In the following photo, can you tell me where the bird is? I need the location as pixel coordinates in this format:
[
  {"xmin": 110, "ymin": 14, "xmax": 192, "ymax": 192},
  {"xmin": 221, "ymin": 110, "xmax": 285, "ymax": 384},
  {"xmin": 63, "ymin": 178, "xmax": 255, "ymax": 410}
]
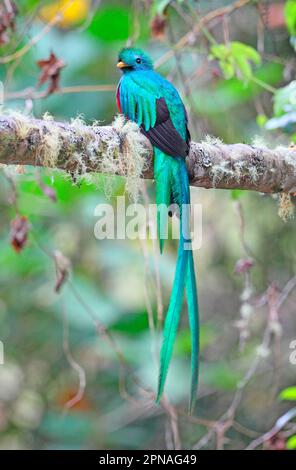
[{"xmin": 116, "ymin": 47, "xmax": 199, "ymax": 412}]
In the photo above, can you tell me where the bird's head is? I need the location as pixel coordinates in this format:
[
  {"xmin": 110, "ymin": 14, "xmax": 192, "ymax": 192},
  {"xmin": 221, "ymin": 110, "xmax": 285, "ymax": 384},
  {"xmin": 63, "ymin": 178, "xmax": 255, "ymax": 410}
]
[{"xmin": 117, "ymin": 48, "xmax": 153, "ymax": 73}]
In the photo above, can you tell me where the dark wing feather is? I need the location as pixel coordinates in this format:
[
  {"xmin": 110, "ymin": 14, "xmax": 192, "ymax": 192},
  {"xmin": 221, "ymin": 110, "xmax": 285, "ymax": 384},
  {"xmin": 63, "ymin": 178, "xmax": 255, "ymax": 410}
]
[
  {"xmin": 184, "ymin": 106, "xmax": 191, "ymax": 147},
  {"xmin": 140, "ymin": 98, "xmax": 190, "ymax": 159},
  {"xmin": 154, "ymin": 97, "xmax": 170, "ymax": 124}
]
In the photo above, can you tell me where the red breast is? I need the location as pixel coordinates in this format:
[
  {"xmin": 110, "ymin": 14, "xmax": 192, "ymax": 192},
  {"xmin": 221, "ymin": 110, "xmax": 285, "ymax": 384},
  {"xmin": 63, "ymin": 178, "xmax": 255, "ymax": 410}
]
[{"xmin": 116, "ymin": 85, "xmax": 122, "ymax": 113}]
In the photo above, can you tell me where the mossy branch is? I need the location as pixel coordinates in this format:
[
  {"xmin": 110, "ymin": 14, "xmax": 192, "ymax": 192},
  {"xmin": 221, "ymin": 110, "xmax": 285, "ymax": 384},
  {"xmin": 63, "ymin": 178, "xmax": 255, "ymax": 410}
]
[{"xmin": 0, "ymin": 113, "xmax": 296, "ymax": 194}]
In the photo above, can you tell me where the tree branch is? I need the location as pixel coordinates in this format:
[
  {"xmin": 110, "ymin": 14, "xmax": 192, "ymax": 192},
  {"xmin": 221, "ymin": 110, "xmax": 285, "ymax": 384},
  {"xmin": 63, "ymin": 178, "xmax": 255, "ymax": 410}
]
[{"xmin": 0, "ymin": 114, "xmax": 296, "ymax": 193}]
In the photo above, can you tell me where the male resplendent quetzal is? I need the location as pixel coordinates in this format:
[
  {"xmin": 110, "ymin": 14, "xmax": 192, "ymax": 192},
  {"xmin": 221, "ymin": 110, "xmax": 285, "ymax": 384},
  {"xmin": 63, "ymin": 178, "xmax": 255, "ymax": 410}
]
[{"xmin": 116, "ymin": 48, "xmax": 199, "ymax": 411}]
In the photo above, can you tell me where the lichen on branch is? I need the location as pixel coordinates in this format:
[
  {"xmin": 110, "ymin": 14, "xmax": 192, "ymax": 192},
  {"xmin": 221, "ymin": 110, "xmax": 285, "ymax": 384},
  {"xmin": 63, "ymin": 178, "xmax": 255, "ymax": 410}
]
[{"xmin": 0, "ymin": 112, "xmax": 296, "ymax": 194}]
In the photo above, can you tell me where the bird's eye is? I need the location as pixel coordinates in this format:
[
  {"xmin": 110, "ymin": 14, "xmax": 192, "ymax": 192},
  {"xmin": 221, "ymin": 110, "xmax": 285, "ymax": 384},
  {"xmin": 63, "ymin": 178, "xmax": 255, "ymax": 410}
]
[{"xmin": 136, "ymin": 58, "xmax": 141, "ymax": 64}]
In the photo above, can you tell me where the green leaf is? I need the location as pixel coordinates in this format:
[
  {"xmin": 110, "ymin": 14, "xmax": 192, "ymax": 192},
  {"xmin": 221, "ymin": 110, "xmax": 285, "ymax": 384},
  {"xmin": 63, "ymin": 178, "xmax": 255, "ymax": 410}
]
[
  {"xmin": 285, "ymin": 0, "xmax": 296, "ymax": 36},
  {"xmin": 287, "ymin": 435, "xmax": 296, "ymax": 450},
  {"xmin": 256, "ymin": 114, "xmax": 268, "ymax": 127},
  {"xmin": 87, "ymin": 6, "xmax": 129, "ymax": 41},
  {"xmin": 231, "ymin": 189, "xmax": 246, "ymax": 200},
  {"xmin": 279, "ymin": 386, "xmax": 296, "ymax": 400},
  {"xmin": 273, "ymin": 81, "xmax": 296, "ymax": 116},
  {"xmin": 210, "ymin": 44, "xmax": 228, "ymax": 61},
  {"xmin": 210, "ymin": 41, "xmax": 261, "ymax": 84},
  {"xmin": 267, "ymin": 80, "xmax": 296, "ymax": 132},
  {"xmin": 235, "ymin": 55, "xmax": 252, "ymax": 82},
  {"xmin": 111, "ymin": 311, "xmax": 149, "ymax": 335},
  {"xmin": 220, "ymin": 61, "xmax": 235, "ymax": 80},
  {"xmin": 231, "ymin": 42, "xmax": 261, "ymax": 65}
]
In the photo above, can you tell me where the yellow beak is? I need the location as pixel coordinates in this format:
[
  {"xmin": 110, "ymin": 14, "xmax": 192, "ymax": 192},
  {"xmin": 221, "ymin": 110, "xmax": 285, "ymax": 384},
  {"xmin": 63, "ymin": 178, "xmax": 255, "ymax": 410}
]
[{"xmin": 117, "ymin": 61, "xmax": 128, "ymax": 69}]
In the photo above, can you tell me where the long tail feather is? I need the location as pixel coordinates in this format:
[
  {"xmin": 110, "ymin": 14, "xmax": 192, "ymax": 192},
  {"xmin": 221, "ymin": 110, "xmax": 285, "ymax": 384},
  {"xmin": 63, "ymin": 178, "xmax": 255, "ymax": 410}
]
[
  {"xmin": 154, "ymin": 149, "xmax": 171, "ymax": 254},
  {"xmin": 156, "ymin": 156, "xmax": 199, "ymax": 411},
  {"xmin": 180, "ymin": 162, "xmax": 199, "ymax": 413},
  {"xmin": 186, "ymin": 252, "xmax": 199, "ymax": 413},
  {"xmin": 156, "ymin": 235, "xmax": 188, "ymax": 402},
  {"xmin": 156, "ymin": 156, "xmax": 188, "ymax": 401}
]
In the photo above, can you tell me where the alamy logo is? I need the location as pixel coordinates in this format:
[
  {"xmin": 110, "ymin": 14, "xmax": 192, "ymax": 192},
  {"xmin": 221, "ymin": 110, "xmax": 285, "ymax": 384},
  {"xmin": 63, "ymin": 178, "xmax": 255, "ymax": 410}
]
[
  {"xmin": 93, "ymin": 196, "xmax": 203, "ymax": 250},
  {"xmin": 0, "ymin": 340, "xmax": 4, "ymax": 365}
]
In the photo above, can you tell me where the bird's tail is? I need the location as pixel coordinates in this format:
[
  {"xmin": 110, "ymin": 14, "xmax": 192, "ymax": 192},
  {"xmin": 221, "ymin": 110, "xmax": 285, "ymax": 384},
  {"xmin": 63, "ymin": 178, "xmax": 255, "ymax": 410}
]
[{"xmin": 154, "ymin": 149, "xmax": 199, "ymax": 411}]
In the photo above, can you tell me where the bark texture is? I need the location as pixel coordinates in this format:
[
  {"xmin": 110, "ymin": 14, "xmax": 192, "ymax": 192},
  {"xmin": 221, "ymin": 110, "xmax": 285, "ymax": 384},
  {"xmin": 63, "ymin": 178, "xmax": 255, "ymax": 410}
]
[{"xmin": 1, "ymin": 114, "xmax": 296, "ymax": 193}]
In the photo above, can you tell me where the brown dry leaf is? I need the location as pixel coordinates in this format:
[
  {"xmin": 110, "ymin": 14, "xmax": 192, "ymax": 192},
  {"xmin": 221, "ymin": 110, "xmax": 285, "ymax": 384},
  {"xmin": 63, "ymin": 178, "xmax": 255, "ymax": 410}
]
[
  {"xmin": 0, "ymin": 1, "xmax": 18, "ymax": 45},
  {"xmin": 264, "ymin": 432, "xmax": 286, "ymax": 450},
  {"xmin": 258, "ymin": 3, "xmax": 285, "ymax": 30},
  {"xmin": 55, "ymin": 387, "xmax": 92, "ymax": 411},
  {"xmin": 37, "ymin": 52, "xmax": 65, "ymax": 95},
  {"xmin": 10, "ymin": 215, "xmax": 29, "ymax": 253},
  {"xmin": 53, "ymin": 250, "xmax": 71, "ymax": 293},
  {"xmin": 234, "ymin": 258, "xmax": 254, "ymax": 274},
  {"xmin": 150, "ymin": 14, "xmax": 167, "ymax": 40}
]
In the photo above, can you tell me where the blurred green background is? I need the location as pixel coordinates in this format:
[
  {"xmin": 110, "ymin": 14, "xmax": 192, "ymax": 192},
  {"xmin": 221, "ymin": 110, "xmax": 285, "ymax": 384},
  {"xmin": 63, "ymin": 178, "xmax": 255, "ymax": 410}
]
[{"xmin": 0, "ymin": 0, "xmax": 296, "ymax": 450}]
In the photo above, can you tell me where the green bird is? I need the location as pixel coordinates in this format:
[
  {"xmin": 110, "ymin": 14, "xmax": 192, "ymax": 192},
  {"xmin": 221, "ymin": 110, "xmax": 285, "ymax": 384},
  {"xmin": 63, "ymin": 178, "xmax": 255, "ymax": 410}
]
[{"xmin": 116, "ymin": 47, "xmax": 199, "ymax": 411}]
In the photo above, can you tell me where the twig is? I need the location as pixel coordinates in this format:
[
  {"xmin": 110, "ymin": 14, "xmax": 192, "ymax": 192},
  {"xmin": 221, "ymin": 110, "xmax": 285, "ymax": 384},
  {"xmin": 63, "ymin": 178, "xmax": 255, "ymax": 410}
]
[
  {"xmin": 162, "ymin": 397, "xmax": 182, "ymax": 450},
  {"xmin": 5, "ymin": 84, "xmax": 116, "ymax": 101},
  {"xmin": 60, "ymin": 299, "xmax": 87, "ymax": 412},
  {"xmin": 246, "ymin": 407, "xmax": 296, "ymax": 450},
  {"xmin": 276, "ymin": 275, "xmax": 296, "ymax": 309},
  {"xmin": 0, "ymin": 0, "xmax": 75, "ymax": 65},
  {"xmin": 154, "ymin": 0, "xmax": 252, "ymax": 69}
]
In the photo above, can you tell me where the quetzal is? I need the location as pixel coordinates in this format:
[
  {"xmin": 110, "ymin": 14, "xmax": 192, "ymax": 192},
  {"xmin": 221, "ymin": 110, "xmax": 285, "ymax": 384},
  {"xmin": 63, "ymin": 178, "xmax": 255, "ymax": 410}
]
[{"xmin": 116, "ymin": 48, "xmax": 199, "ymax": 411}]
